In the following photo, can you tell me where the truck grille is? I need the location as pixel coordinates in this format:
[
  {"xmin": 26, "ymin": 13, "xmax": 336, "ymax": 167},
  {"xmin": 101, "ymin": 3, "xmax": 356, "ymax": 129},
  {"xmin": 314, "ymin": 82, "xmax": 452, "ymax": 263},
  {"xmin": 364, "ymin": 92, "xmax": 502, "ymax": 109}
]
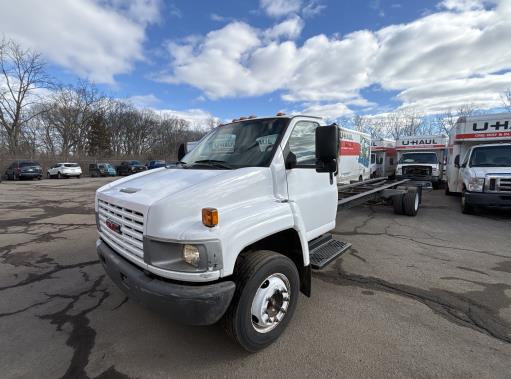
[
  {"xmin": 403, "ymin": 166, "xmax": 432, "ymax": 178},
  {"xmin": 497, "ymin": 178, "xmax": 511, "ymax": 193},
  {"xmin": 97, "ymin": 199, "xmax": 144, "ymax": 262}
]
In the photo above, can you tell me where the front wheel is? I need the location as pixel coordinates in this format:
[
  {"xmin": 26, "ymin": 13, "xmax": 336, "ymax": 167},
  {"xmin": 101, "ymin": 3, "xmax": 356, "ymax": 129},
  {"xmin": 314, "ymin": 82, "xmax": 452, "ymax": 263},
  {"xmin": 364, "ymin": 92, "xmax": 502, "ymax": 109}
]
[
  {"xmin": 461, "ymin": 189, "xmax": 474, "ymax": 214},
  {"xmin": 222, "ymin": 250, "xmax": 299, "ymax": 352},
  {"xmin": 57, "ymin": 172, "xmax": 62, "ymax": 179}
]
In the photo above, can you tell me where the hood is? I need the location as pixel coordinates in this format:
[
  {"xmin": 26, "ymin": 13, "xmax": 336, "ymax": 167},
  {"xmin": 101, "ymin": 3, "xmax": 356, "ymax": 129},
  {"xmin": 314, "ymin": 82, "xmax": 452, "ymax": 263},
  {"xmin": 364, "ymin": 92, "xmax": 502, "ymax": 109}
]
[
  {"xmin": 398, "ymin": 163, "xmax": 438, "ymax": 167},
  {"xmin": 97, "ymin": 167, "xmax": 230, "ymax": 208},
  {"xmin": 471, "ymin": 167, "xmax": 511, "ymax": 177}
]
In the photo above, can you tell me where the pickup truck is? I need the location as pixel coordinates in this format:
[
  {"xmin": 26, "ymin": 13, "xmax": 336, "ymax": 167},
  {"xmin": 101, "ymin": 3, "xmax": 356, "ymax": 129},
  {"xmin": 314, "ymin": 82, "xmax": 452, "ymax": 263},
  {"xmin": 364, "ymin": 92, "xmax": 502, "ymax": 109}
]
[{"xmin": 95, "ymin": 115, "xmax": 420, "ymax": 351}]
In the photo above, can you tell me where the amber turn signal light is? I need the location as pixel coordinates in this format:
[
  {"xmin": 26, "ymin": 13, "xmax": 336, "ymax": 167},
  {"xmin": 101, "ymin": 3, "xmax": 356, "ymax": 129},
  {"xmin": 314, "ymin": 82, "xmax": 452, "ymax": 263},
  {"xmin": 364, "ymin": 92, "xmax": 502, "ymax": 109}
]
[{"xmin": 202, "ymin": 208, "xmax": 218, "ymax": 227}]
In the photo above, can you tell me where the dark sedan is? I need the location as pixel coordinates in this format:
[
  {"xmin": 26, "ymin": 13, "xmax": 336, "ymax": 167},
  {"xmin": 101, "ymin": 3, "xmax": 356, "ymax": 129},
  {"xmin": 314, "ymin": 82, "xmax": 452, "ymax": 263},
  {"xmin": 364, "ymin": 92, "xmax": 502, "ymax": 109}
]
[
  {"xmin": 5, "ymin": 161, "xmax": 43, "ymax": 180},
  {"xmin": 117, "ymin": 160, "xmax": 147, "ymax": 176}
]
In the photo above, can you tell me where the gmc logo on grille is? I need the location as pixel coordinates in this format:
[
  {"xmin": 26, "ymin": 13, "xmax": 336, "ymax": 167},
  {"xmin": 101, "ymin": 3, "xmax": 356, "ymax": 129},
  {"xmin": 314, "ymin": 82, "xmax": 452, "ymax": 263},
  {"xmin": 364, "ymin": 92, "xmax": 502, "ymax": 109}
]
[{"xmin": 106, "ymin": 219, "xmax": 121, "ymax": 234}]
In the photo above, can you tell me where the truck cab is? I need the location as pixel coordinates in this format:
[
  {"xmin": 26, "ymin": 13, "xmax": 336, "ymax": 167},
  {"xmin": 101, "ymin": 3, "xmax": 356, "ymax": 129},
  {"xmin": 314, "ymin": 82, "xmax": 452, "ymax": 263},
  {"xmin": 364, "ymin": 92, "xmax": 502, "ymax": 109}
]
[
  {"xmin": 95, "ymin": 115, "xmax": 341, "ymax": 351},
  {"xmin": 446, "ymin": 113, "xmax": 511, "ymax": 213},
  {"xmin": 395, "ymin": 135, "xmax": 448, "ymax": 189}
]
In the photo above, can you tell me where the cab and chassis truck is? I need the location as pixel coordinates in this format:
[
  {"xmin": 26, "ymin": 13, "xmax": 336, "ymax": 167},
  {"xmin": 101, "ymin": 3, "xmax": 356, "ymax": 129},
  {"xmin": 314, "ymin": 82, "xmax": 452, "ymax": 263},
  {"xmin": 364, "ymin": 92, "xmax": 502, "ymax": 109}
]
[{"xmin": 95, "ymin": 115, "xmax": 421, "ymax": 351}]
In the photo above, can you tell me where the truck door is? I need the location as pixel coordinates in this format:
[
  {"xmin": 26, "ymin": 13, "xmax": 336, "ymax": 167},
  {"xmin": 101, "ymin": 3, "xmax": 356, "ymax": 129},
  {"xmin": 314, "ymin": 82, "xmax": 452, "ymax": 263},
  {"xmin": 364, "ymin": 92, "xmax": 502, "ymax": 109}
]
[{"xmin": 284, "ymin": 120, "xmax": 338, "ymax": 240}]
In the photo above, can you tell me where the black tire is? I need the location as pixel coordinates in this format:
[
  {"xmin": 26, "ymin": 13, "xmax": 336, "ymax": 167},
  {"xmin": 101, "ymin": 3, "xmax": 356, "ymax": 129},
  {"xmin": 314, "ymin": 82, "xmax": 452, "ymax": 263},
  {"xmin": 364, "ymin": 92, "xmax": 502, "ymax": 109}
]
[
  {"xmin": 403, "ymin": 188, "xmax": 419, "ymax": 216},
  {"xmin": 13, "ymin": 173, "xmax": 19, "ymax": 181},
  {"xmin": 47, "ymin": 172, "xmax": 51, "ymax": 179},
  {"xmin": 392, "ymin": 194, "xmax": 404, "ymax": 215},
  {"xmin": 358, "ymin": 175, "xmax": 363, "ymax": 182},
  {"xmin": 57, "ymin": 172, "xmax": 62, "ymax": 179},
  {"xmin": 461, "ymin": 189, "xmax": 474, "ymax": 214},
  {"xmin": 222, "ymin": 250, "xmax": 299, "ymax": 352},
  {"xmin": 432, "ymin": 182, "xmax": 439, "ymax": 190},
  {"xmin": 77, "ymin": 175, "xmax": 81, "ymax": 179}
]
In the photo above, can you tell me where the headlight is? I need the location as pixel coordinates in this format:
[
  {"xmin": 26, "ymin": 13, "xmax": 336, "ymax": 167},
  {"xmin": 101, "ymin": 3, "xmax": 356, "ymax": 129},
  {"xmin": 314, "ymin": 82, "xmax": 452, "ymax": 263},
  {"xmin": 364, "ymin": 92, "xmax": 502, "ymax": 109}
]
[
  {"xmin": 144, "ymin": 239, "xmax": 223, "ymax": 273},
  {"xmin": 183, "ymin": 244, "xmax": 200, "ymax": 267},
  {"xmin": 396, "ymin": 167, "xmax": 402, "ymax": 175},
  {"xmin": 467, "ymin": 177, "xmax": 484, "ymax": 192}
]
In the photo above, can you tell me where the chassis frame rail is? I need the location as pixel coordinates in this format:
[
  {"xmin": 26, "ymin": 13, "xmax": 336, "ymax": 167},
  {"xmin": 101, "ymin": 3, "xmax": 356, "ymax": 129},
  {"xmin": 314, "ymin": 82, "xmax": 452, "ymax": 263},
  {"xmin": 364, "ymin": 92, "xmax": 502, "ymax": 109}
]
[{"xmin": 337, "ymin": 177, "xmax": 411, "ymax": 210}]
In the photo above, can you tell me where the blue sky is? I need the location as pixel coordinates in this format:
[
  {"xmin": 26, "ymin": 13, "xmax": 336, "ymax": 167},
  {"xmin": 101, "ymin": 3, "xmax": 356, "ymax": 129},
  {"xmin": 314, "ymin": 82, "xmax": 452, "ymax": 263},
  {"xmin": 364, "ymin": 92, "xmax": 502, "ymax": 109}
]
[{"xmin": 2, "ymin": 0, "xmax": 510, "ymax": 124}]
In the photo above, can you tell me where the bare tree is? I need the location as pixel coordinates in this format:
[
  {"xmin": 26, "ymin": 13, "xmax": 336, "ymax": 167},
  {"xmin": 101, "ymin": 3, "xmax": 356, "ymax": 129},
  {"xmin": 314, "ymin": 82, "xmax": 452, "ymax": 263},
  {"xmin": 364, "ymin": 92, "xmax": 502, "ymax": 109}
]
[
  {"xmin": 0, "ymin": 38, "xmax": 51, "ymax": 155},
  {"xmin": 502, "ymin": 89, "xmax": 511, "ymax": 112},
  {"xmin": 43, "ymin": 81, "xmax": 103, "ymax": 157},
  {"xmin": 434, "ymin": 104, "xmax": 477, "ymax": 135}
]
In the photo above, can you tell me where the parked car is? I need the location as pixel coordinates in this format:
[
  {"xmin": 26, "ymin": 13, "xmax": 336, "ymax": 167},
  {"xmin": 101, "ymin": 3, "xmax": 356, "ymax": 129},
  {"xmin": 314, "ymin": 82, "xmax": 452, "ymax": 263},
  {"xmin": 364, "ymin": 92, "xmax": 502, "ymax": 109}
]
[
  {"xmin": 89, "ymin": 163, "xmax": 116, "ymax": 177},
  {"xmin": 146, "ymin": 160, "xmax": 167, "ymax": 170},
  {"xmin": 117, "ymin": 160, "xmax": 147, "ymax": 176},
  {"xmin": 47, "ymin": 163, "xmax": 82, "ymax": 179},
  {"xmin": 5, "ymin": 161, "xmax": 43, "ymax": 180}
]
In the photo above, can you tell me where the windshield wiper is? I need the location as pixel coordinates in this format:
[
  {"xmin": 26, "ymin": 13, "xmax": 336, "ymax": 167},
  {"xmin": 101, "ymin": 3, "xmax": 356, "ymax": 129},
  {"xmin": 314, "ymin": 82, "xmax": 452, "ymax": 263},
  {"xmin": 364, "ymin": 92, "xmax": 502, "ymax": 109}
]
[{"xmin": 190, "ymin": 160, "xmax": 234, "ymax": 169}]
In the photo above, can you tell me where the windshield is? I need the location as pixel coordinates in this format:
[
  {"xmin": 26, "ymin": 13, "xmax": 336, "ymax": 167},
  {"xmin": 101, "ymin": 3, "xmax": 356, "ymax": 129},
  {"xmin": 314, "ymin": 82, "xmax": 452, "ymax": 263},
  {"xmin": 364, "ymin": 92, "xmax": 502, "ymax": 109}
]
[
  {"xmin": 182, "ymin": 118, "xmax": 289, "ymax": 168},
  {"xmin": 129, "ymin": 160, "xmax": 141, "ymax": 165},
  {"xmin": 470, "ymin": 145, "xmax": 511, "ymax": 167},
  {"xmin": 20, "ymin": 161, "xmax": 38, "ymax": 167},
  {"xmin": 399, "ymin": 153, "xmax": 438, "ymax": 164}
]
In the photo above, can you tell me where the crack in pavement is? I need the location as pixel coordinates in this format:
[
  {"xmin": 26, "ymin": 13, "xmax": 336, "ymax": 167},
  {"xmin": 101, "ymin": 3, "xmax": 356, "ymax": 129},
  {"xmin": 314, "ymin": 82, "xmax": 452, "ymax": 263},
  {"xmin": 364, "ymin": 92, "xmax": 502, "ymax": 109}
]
[{"xmin": 315, "ymin": 258, "xmax": 511, "ymax": 345}]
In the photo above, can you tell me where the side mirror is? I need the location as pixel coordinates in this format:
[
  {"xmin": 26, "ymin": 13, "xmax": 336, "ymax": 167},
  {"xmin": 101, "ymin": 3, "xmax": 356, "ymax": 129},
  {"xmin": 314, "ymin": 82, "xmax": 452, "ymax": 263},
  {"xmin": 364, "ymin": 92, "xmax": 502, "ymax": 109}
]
[
  {"xmin": 177, "ymin": 143, "xmax": 186, "ymax": 161},
  {"xmin": 454, "ymin": 155, "xmax": 460, "ymax": 168},
  {"xmin": 285, "ymin": 152, "xmax": 297, "ymax": 169},
  {"xmin": 315, "ymin": 124, "xmax": 338, "ymax": 174}
]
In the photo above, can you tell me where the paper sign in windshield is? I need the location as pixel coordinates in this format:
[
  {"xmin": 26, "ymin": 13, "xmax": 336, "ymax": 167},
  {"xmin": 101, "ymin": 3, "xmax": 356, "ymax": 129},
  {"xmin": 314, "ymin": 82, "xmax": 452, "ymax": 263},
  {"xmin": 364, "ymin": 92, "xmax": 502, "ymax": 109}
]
[
  {"xmin": 210, "ymin": 134, "xmax": 236, "ymax": 153},
  {"xmin": 256, "ymin": 134, "xmax": 278, "ymax": 152}
]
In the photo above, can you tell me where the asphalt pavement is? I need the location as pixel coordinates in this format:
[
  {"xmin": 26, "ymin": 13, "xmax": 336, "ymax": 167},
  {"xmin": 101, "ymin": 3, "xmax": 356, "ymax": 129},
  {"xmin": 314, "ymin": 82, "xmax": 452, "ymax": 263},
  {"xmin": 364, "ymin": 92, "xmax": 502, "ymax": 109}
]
[{"xmin": 0, "ymin": 177, "xmax": 510, "ymax": 378}]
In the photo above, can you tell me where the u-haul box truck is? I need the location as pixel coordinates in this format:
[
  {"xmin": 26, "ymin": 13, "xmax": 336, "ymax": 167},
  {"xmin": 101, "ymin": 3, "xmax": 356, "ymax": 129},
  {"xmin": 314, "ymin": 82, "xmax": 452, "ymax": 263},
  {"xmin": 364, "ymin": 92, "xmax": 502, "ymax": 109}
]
[
  {"xmin": 395, "ymin": 135, "xmax": 448, "ymax": 188},
  {"xmin": 446, "ymin": 112, "xmax": 511, "ymax": 213},
  {"xmin": 338, "ymin": 127, "xmax": 371, "ymax": 184},
  {"xmin": 371, "ymin": 138, "xmax": 397, "ymax": 178}
]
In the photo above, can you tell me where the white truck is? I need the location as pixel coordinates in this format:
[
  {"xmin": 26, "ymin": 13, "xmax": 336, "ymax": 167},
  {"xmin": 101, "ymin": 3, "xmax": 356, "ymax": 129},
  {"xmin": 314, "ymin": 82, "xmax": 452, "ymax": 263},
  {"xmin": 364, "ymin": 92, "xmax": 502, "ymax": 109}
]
[
  {"xmin": 395, "ymin": 135, "xmax": 448, "ymax": 189},
  {"xmin": 445, "ymin": 112, "xmax": 511, "ymax": 213},
  {"xmin": 338, "ymin": 127, "xmax": 371, "ymax": 184},
  {"xmin": 95, "ymin": 115, "xmax": 421, "ymax": 352},
  {"xmin": 370, "ymin": 138, "xmax": 397, "ymax": 179}
]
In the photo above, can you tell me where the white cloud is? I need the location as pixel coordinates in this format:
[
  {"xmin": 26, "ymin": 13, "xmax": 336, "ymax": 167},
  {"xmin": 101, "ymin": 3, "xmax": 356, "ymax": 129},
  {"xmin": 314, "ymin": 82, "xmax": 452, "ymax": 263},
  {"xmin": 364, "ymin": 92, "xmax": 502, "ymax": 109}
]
[
  {"xmin": 301, "ymin": 102, "xmax": 353, "ymax": 120},
  {"xmin": 263, "ymin": 15, "xmax": 304, "ymax": 40},
  {"xmin": 160, "ymin": 0, "xmax": 511, "ymax": 116},
  {"xmin": 126, "ymin": 94, "xmax": 161, "ymax": 108},
  {"xmin": 438, "ymin": 0, "xmax": 488, "ymax": 11},
  {"xmin": 157, "ymin": 108, "xmax": 218, "ymax": 126},
  {"xmin": 0, "ymin": 0, "xmax": 161, "ymax": 83},
  {"xmin": 302, "ymin": 1, "xmax": 326, "ymax": 17},
  {"xmin": 260, "ymin": 0, "xmax": 302, "ymax": 17}
]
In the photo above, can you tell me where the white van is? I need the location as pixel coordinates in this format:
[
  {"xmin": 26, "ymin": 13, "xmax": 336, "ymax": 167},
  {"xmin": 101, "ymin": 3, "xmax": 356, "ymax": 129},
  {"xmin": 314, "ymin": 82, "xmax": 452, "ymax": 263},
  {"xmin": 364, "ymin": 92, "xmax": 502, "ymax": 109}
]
[
  {"xmin": 371, "ymin": 138, "xmax": 397, "ymax": 178},
  {"xmin": 446, "ymin": 113, "xmax": 511, "ymax": 213},
  {"xmin": 338, "ymin": 127, "xmax": 371, "ymax": 184},
  {"xmin": 395, "ymin": 135, "xmax": 448, "ymax": 189}
]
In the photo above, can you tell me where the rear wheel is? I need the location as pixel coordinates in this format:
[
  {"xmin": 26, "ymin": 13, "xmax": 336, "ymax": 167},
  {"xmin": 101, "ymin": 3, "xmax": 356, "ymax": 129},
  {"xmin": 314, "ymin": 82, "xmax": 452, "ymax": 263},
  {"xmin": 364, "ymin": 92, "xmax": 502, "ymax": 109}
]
[
  {"xmin": 222, "ymin": 250, "xmax": 299, "ymax": 352},
  {"xmin": 403, "ymin": 189, "xmax": 419, "ymax": 216},
  {"xmin": 461, "ymin": 189, "xmax": 474, "ymax": 214}
]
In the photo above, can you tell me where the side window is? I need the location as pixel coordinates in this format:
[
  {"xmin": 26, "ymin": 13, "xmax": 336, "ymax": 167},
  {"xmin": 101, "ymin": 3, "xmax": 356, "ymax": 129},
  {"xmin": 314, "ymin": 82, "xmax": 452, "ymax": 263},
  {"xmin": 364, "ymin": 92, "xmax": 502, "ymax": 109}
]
[{"xmin": 288, "ymin": 121, "xmax": 318, "ymax": 167}]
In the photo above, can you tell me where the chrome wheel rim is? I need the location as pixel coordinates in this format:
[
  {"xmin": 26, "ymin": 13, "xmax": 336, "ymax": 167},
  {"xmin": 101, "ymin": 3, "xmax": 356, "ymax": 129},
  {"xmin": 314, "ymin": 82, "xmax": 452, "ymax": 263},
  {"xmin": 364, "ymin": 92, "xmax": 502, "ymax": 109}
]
[{"xmin": 251, "ymin": 273, "xmax": 290, "ymax": 333}]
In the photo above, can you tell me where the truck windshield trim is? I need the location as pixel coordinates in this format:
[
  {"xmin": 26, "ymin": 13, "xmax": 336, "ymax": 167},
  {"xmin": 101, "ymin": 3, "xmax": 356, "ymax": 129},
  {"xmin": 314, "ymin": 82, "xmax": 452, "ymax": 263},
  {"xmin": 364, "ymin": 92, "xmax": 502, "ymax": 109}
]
[
  {"xmin": 181, "ymin": 118, "xmax": 290, "ymax": 169},
  {"xmin": 469, "ymin": 145, "xmax": 511, "ymax": 167},
  {"xmin": 399, "ymin": 153, "xmax": 438, "ymax": 164}
]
